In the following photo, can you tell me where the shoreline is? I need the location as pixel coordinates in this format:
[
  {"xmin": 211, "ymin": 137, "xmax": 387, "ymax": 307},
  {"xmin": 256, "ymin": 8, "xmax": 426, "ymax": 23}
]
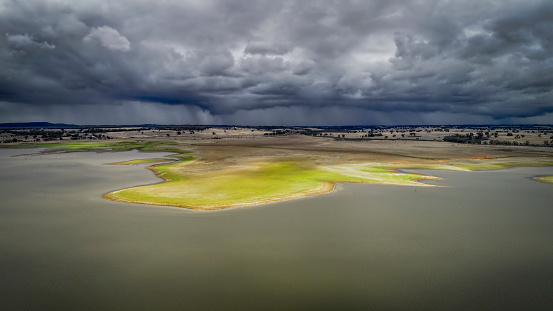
[
  {"xmin": 103, "ymin": 162, "xmax": 553, "ymax": 210},
  {"xmin": 3, "ymin": 138, "xmax": 553, "ymax": 210},
  {"xmin": 102, "ymin": 160, "xmax": 439, "ymax": 210},
  {"xmin": 104, "ymin": 181, "xmax": 337, "ymax": 210},
  {"xmin": 532, "ymin": 175, "xmax": 553, "ymax": 184}
]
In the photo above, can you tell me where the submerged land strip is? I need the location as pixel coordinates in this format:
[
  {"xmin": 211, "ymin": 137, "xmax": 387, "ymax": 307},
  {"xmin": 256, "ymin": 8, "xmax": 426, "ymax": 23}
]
[
  {"xmin": 2, "ymin": 125, "xmax": 553, "ymax": 210},
  {"xmin": 534, "ymin": 176, "xmax": 553, "ymax": 184}
]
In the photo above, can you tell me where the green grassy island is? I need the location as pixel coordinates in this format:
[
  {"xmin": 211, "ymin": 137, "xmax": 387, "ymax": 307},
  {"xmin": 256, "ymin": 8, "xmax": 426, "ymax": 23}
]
[{"xmin": 105, "ymin": 160, "xmax": 436, "ymax": 209}]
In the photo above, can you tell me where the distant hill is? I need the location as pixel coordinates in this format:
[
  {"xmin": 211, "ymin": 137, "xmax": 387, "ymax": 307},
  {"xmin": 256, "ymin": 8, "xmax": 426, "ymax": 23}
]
[{"xmin": 0, "ymin": 122, "xmax": 76, "ymax": 128}]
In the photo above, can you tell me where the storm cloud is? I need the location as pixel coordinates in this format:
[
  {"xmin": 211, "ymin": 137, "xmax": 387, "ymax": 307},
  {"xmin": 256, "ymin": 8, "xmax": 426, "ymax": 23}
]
[{"xmin": 1, "ymin": 0, "xmax": 552, "ymax": 125}]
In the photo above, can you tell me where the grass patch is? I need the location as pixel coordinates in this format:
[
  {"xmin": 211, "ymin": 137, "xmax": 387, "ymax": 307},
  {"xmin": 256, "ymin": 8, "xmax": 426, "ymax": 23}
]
[
  {"xmin": 395, "ymin": 160, "xmax": 553, "ymax": 172},
  {"xmin": 9, "ymin": 141, "xmax": 185, "ymax": 153},
  {"xmin": 105, "ymin": 159, "xmax": 434, "ymax": 209},
  {"xmin": 2, "ymin": 142, "xmax": 108, "ymax": 150},
  {"xmin": 451, "ymin": 161, "xmax": 553, "ymax": 171},
  {"xmin": 109, "ymin": 158, "xmax": 173, "ymax": 165},
  {"xmin": 534, "ymin": 176, "xmax": 553, "ymax": 184}
]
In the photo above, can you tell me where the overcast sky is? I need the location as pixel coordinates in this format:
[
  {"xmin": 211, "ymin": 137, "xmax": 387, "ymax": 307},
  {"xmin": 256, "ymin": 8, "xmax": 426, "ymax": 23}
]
[{"xmin": 1, "ymin": 0, "xmax": 552, "ymax": 125}]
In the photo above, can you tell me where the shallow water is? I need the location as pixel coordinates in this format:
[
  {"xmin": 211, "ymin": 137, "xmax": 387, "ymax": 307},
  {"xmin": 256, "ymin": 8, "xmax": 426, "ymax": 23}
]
[{"xmin": 0, "ymin": 149, "xmax": 552, "ymax": 310}]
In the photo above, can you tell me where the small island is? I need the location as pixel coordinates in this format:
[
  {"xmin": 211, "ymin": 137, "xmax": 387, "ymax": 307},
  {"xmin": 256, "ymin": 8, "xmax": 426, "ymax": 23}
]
[{"xmin": 534, "ymin": 176, "xmax": 553, "ymax": 183}]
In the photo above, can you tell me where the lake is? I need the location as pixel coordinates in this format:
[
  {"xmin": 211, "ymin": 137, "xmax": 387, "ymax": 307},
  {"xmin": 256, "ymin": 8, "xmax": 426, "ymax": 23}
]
[{"xmin": 1, "ymin": 148, "xmax": 552, "ymax": 310}]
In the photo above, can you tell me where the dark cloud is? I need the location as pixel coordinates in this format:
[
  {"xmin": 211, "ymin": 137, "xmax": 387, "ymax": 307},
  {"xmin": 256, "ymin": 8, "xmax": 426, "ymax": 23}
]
[{"xmin": 1, "ymin": 0, "xmax": 552, "ymax": 125}]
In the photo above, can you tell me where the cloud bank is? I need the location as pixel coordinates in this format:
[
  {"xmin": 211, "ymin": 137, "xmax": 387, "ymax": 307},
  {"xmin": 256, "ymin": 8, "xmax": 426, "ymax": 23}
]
[{"xmin": 1, "ymin": 0, "xmax": 552, "ymax": 125}]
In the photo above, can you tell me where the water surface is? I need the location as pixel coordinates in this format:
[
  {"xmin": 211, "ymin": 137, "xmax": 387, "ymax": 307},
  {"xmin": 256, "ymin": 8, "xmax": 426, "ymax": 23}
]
[{"xmin": 1, "ymin": 149, "xmax": 552, "ymax": 310}]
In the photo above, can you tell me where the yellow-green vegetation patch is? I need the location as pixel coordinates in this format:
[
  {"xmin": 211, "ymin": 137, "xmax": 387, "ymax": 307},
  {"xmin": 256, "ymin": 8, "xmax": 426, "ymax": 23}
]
[
  {"xmin": 321, "ymin": 164, "xmax": 440, "ymax": 185},
  {"xmin": 15, "ymin": 140, "xmax": 187, "ymax": 153},
  {"xmin": 3, "ymin": 142, "xmax": 108, "ymax": 150},
  {"xmin": 16, "ymin": 141, "xmax": 195, "ymax": 161},
  {"xmin": 440, "ymin": 158, "xmax": 553, "ymax": 171},
  {"xmin": 534, "ymin": 176, "xmax": 553, "ymax": 184},
  {"xmin": 105, "ymin": 159, "xmax": 436, "ymax": 210},
  {"xmin": 108, "ymin": 158, "xmax": 173, "ymax": 165}
]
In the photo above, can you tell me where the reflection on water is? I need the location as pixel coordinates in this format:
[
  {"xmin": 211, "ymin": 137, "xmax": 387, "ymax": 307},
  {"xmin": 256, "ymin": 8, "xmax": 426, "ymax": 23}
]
[{"xmin": 1, "ymin": 149, "xmax": 552, "ymax": 310}]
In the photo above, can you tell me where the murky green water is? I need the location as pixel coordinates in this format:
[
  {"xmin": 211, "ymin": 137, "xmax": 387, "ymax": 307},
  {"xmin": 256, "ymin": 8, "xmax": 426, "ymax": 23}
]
[{"xmin": 1, "ymin": 149, "xmax": 552, "ymax": 310}]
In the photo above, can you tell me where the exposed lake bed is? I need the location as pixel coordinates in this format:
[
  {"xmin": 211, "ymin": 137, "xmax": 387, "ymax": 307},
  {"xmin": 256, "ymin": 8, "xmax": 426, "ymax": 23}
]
[{"xmin": 1, "ymin": 147, "xmax": 553, "ymax": 310}]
